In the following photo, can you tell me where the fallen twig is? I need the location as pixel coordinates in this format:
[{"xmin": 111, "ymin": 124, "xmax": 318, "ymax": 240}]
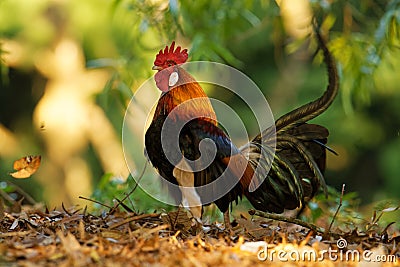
[
  {"xmin": 248, "ymin": 209, "xmax": 325, "ymax": 235},
  {"xmin": 108, "ymin": 212, "xmax": 160, "ymax": 230},
  {"xmin": 78, "ymin": 196, "xmax": 113, "ymax": 209}
]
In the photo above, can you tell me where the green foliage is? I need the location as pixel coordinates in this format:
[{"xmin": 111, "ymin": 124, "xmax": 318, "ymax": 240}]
[
  {"xmin": 0, "ymin": 43, "xmax": 5, "ymax": 87},
  {"xmin": 305, "ymin": 186, "xmax": 399, "ymax": 231},
  {"xmin": 375, "ymin": 0, "xmax": 400, "ymax": 48},
  {"xmin": 309, "ymin": 1, "xmax": 400, "ymax": 114},
  {"xmin": 101, "ymin": 0, "xmax": 400, "ymax": 116},
  {"xmin": 379, "ymin": 139, "xmax": 400, "ymax": 197},
  {"xmin": 306, "ymin": 187, "xmax": 362, "ymax": 225}
]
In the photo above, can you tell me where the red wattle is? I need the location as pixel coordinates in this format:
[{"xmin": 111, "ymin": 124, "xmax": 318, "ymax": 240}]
[{"xmin": 154, "ymin": 71, "xmax": 170, "ymax": 92}]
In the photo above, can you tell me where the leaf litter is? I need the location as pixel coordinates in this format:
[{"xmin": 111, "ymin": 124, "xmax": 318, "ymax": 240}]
[
  {"xmin": 1, "ymin": 170, "xmax": 399, "ymax": 266},
  {"xmin": 0, "ymin": 202, "xmax": 399, "ymax": 267}
]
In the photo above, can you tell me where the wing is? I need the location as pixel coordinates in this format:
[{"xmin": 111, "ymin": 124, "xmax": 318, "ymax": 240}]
[
  {"xmin": 145, "ymin": 114, "xmax": 183, "ymax": 205},
  {"xmin": 145, "ymin": 115, "xmax": 254, "ymax": 213},
  {"xmin": 180, "ymin": 118, "xmax": 254, "ymax": 212}
]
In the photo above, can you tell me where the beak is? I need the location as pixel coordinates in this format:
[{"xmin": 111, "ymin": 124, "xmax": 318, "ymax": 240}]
[{"xmin": 152, "ymin": 65, "xmax": 162, "ymax": 71}]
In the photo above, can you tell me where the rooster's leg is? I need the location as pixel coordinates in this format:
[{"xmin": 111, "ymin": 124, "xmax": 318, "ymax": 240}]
[
  {"xmin": 173, "ymin": 158, "xmax": 203, "ymax": 222},
  {"xmin": 223, "ymin": 210, "xmax": 231, "ymax": 230}
]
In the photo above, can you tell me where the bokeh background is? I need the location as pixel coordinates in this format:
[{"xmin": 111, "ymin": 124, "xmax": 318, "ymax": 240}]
[{"xmin": 1, "ymin": 0, "xmax": 399, "ymax": 220}]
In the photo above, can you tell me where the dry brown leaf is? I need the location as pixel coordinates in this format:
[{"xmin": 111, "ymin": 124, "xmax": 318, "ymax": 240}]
[{"xmin": 10, "ymin": 155, "xmax": 41, "ymax": 179}]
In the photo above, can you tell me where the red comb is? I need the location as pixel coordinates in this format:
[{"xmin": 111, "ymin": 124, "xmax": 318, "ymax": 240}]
[{"xmin": 154, "ymin": 41, "xmax": 188, "ymax": 67}]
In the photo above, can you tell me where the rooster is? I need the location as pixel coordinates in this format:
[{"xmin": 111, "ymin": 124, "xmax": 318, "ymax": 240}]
[{"xmin": 145, "ymin": 30, "xmax": 338, "ymax": 228}]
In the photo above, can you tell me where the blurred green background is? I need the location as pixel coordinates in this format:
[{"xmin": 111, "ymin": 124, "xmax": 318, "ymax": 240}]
[{"xmin": 0, "ymin": 0, "xmax": 399, "ymax": 221}]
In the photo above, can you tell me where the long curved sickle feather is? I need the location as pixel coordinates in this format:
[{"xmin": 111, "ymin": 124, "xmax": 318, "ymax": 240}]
[{"xmin": 275, "ymin": 25, "xmax": 339, "ymax": 131}]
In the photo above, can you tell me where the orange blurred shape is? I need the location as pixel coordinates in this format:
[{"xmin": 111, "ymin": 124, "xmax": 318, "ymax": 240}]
[{"xmin": 10, "ymin": 155, "xmax": 41, "ymax": 179}]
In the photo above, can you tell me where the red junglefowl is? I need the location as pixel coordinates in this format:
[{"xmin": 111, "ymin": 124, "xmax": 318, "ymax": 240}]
[{"xmin": 145, "ymin": 30, "xmax": 339, "ymax": 228}]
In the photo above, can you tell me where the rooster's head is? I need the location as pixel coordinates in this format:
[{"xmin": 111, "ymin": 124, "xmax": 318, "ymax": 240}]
[{"xmin": 152, "ymin": 41, "xmax": 188, "ymax": 92}]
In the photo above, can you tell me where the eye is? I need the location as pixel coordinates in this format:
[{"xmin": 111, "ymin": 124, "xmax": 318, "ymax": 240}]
[{"xmin": 166, "ymin": 60, "xmax": 176, "ymax": 67}]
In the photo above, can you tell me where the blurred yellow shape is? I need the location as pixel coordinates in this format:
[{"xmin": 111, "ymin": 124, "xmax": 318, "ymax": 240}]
[
  {"xmin": 276, "ymin": 0, "xmax": 312, "ymax": 38},
  {"xmin": 33, "ymin": 38, "xmax": 129, "ymax": 205},
  {"xmin": 0, "ymin": 124, "xmax": 19, "ymax": 156}
]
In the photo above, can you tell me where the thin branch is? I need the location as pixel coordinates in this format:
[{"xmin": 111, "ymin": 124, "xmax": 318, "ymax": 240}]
[
  {"xmin": 62, "ymin": 202, "xmax": 73, "ymax": 216},
  {"xmin": 78, "ymin": 196, "xmax": 113, "ymax": 209},
  {"xmin": 249, "ymin": 209, "xmax": 326, "ymax": 235},
  {"xmin": 250, "ymin": 185, "xmax": 347, "ymax": 239},
  {"xmin": 114, "ymin": 198, "xmax": 134, "ymax": 213},
  {"xmin": 108, "ymin": 212, "xmax": 159, "ymax": 230},
  {"xmin": 79, "ymin": 162, "xmax": 148, "ymax": 216},
  {"xmin": 106, "ymin": 161, "xmax": 148, "ymax": 217},
  {"xmin": 0, "ymin": 182, "xmax": 36, "ymax": 206},
  {"xmin": 0, "ymin": 188, "xmax": 16, "ymax": 205},
  {"xmin": 6, "ymin": 182, "xmax": 37, "ymax": 205},
  {"xmin": 326, "ymin": 184, "xmax": 345, "ymax": 234}
]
